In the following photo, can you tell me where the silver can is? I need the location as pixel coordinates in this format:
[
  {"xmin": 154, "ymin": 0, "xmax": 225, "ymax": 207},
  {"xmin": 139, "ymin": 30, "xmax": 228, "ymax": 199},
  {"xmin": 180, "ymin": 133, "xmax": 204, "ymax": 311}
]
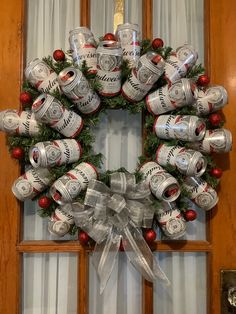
[
  {"xmin": 12, "ymin": 167, "xmax": 53, "ymax": 201},
  {"xmin": 164, "ymin": 44, "xmax": 198, "ymax": 84},
  {"xmin": 25, "ymin": 58, "xmax": 60, "ymax": 93},
  {"xmin": 96, "ymin": 41, "xmax": 122, "ymax": 96},
  {"xmin": 146, "ymin": 78, "xmax": 197, "ymax": 115},
  {"xmin": 0, "ymin": 110, "xmax": 40, "ymax": 136},
  {"xmin": 139, "ymin": 161, "xmax": 180, "ymax": 202},
  {"xmin": 32, "ymin": 94, "xmax": 83, "ymax": 138},
  {"xmin": 29, "ymin": 139, "xmax": 82, "ymax": 168},
  {"xmin": 69, "ymin": 27, "xmax": 97, "ymax": 73},
  {"xmin": 116, "ymin": 23, "xmax": 141, "ymax": 67},
  {"xmin": 188, "ymin": 128, "xmax": 232, "ymax": 153},
  {"xmin": 182, "ymin": 176, "xmax": 218, "ymax": 211},
  {"xmin": 154, "ymin": 114, "xmax": 206, "ymax": 142},
  {"xmin": 193, "ymin": 86, "xmax": 228, "ymax": 115},
  {"xmin": 58, "ymin": 67, "xmax": 101, "ymax": 114},
  {"xmin": 156, "ymin": 201, "xmax": 186, "ymax": 239},
  {"xmin": 48, "ymin": 204, "xmax": 74, "ymax": 237},
  {"xmin": 50, "ymin": 162, "xmax": 98, "ymax": 204},
  {"xmin": 156, "ymin": 144, "xmax": 207, "ymax": 177},
  {"xmin": 122, "ymin": 52, "xmax": 165, "ymax": 102}
]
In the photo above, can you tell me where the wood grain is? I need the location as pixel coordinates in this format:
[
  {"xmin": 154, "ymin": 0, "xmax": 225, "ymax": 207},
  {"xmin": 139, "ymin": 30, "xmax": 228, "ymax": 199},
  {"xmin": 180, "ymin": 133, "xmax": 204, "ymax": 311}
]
[
  {"xmin": 80, "ymin": 0, "xmax": 90, "ymax": 27},
  {"xmin": 78, "ymin": 250, "xmax": 89, "ymax": 314},
  {"xmin": 142, "ymin": 0, "xmax": 153, "ymax": 39}
]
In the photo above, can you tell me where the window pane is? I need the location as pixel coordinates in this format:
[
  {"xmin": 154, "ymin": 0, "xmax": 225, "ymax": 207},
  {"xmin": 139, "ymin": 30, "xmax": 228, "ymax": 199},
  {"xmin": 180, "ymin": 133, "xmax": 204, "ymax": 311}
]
[
  {"xmin": 22, "ymin": 253, "xmax": 78, "ymax": 314},
  {"xmin": 89, "ymin": 252, "xmax": 142, "ymax": 314},
  {"xmin": 154, "ymin": 252, "xmax": 207, "ymax": 314}
]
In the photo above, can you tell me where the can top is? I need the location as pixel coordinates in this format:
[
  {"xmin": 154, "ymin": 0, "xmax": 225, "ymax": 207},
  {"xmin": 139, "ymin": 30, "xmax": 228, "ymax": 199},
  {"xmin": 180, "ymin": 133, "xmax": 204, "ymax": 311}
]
[
  {"xmin": 175, "ymin": 44, "xmax": 198, "ymax": 67},
  {"xmin": 97, "ymin": 40, "xmax": 122, "ymax": 56},
  {"xmin": 32, "ymin": 93, "xmax": 54, "ymax": 118},
  {"xmin": 29, "ymin": 142, "xmax": 47, "ymax": 168},
  {"xmin": 181, "ymin": 78, "xmax": 197, "ymax": 105},
  {"xmin": 58, "ymin": 67, "xmax": 83, "ymax": 90},
  {"xmin": 48, "ymin": 220, "xmax": 71, "ymax": 237},
  {"xmin": 116, "ymin": 23, "xmax": 140, "ymax": 33},
  {"xmin": 25, "ymin": 58, "xmax": 47, "ymax": 79}
]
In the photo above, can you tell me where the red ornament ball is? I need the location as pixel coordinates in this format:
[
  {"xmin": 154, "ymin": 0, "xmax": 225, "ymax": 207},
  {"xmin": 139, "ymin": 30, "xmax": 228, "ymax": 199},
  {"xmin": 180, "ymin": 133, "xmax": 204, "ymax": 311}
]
[
  {"xmin": 38, "ymin": 196, "xmax": 52, "ymax": 209},
  {"xmin": 53, "ymin": 49, "xmax": 66, "ymax": 61},
  {"xmin": 208, "ymin": 113, "xmax": 223, "ymax": 127},
  {"xmin": 79, "ymin": 231, "xmax": 89, "ymax": 245},
  {"xmin": 152, "ymin": 38, "xmax": 164, "ymax": 49},
  {"xmin": 210, "ymin": 167, "xmax": 223, "ymax": 179},
  {"xmin": 103, "ymin": 33, "xmax": 116, "ymax": 41},
  {"xmin": 197, "ymin": 74, "xmax": 210, "ymax": 86},
  {"xmin": 19, "ymin": 91, "xmax": 32, "ymax": 105},
  {"xmin": 144, "ymin": 229, "xmax": 156, "ymax": 243},
  {"xmin": 184, "ymin": 209, "xmax": 197, "ymax": 221},
  {"xmin": 11, "ymin": 147, "xmax": 24, "ymax": 159}
]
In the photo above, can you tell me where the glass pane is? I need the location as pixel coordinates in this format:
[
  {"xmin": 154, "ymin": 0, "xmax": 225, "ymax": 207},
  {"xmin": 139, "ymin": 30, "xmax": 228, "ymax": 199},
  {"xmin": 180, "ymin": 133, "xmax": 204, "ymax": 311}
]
[
  {"xmin": 154, "ymin": 252, "xmax": 207, "ymax": 314},
  {"xmin": 24, "ymin": 0, "xmax": 81, "ymax": 240},
  {"xmin": 89, "ymin": 252, "xmax": 142, "ymax": 314},
  {"xmin": 22, "ymin": 253, "xmax": 78, "ymax": 314}
]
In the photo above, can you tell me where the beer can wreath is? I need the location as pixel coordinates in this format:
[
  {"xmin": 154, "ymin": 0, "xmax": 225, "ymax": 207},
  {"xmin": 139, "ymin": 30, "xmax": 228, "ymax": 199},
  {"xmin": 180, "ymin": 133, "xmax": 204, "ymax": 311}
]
[{"xmin": 1, "ymin": 24, "xmax": 232, "ymax": 292}]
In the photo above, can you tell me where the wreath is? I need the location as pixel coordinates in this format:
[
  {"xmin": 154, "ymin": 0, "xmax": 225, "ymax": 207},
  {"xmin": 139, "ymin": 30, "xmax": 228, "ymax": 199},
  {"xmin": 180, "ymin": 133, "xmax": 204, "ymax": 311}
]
[{"xmin": 2, "ymin": 26, "xmax": 232, "ymax": 292}]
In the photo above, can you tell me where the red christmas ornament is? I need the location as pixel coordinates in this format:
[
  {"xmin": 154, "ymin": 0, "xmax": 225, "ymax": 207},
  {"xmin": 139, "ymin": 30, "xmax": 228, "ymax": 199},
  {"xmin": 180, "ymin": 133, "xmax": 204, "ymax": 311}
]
[
  {"xmin": 197, "ymin": 74, "xmax": 210, "ymax": 87},
  {"xmin": 184, "ymin": 209, "xmax": 197, "ymax": 221},
  {"xmin": 144, "ymin": 229, "xmax": 156, "ymax": 243},
  {"xmin": 11, "ymin": 147, "xmax": 24, "ymax": 160},
  {"xmin": 53, "ymin": 49, "xmax": 66, "ymax": 61},
  {"xmin": 19, "ymin": 91, "xmax": 32, "ymax": 105},
  {"xmin": 208, "ymin": 113, "xmax": 223, "ymax": 127},
  {"xmin": 79, "ymin": 231, "xmax": 89, "ymax": 245},
  {"xmin": 103, "ymin": 33, "xmax": 116, "ymax": 41},
  {"xmin": 210, "ymin": 167, "xmax": 223, "ymax": 179},
  {"xmin": 38, "ymin": 196, "xmax": 52, "ymax": 209},
  {"xmin": 152, "ymin": 38, "xmax": 164, "ymax": 49}
]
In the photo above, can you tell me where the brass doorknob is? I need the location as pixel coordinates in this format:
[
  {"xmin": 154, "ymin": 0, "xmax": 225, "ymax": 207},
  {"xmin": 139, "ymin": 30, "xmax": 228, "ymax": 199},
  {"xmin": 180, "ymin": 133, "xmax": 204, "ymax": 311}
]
[{"xmin": 228, "ymin": 287, "xmax": 236, "ymax": 307}]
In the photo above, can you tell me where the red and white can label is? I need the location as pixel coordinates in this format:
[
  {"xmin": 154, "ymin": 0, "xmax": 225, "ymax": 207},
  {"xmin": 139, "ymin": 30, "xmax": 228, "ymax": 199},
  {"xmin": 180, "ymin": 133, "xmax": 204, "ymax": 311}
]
[
  {"xmin": 96, "ymin": 69, "xmax": 121, "ymax": 96},
  {"xmin": 53, "ymin": 109, "xmax": 83, "ymax": 138}
]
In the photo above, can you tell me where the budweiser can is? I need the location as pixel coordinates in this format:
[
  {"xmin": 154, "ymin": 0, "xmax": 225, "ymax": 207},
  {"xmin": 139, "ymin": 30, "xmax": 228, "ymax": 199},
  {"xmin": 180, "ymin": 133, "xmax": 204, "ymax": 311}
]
[
  {"xmin": 25, "ymin": 58, "xmax": 60, "ymax": 93},
  {"xmin": 32, "ymin": 94, "xmax": 83, "ymax": 138},
  {"xmin": 48, "ymin": 204, "xmax": 74, "ymax": 237},
  {"xmin": 69, "ymin": 27, "xmax": 97, "ymax": 73},
  {"xmin": 156, "ymin": 201, "xmax": 186, "ymax": 239},
  {"xmin": 139, "ymin": 161, "xmax": 180, "ymax": 202},
  {"xmin": 50, "ymin": 162, "xmax": 98, "ymax": 204},
  {"xmin": 0, "ymin": 110, "xmax": 40, "ymax": 136},
  {"xmin": 146, "ymin": 78, "xmax": 197, "ymax": 115},
  {"xmin": 58, "ymin": 67, "xmax": 100, "ymax": 114},
  {"xmin": 193, "ymin": 86, "xmax": 228, "ymax": 115},
  {"xmin": 182, "ymin": 176, "xmax": 218, "ymax": 211},
  {"xmin": 12, "ymin": 167, "xmax": 53, "ymax": 201},
  {"xmin": 156, "ymin": 144, "xmax": 207, "ymax": 177},
  {"xmin": 164, "ymin": 44, "xmax": 198, "ymax": 84},
  {"xmin": 122, "ymin": 52, "xmax": 165, "ymax": 102},
  {"xmin": 116, "ymin": 23, "xmax": 141, "ymax": 67},
  {"xmin": 154, "ymin": 114, "xmax": 206, "ymax": 142},
  {"xmin": 29, "ymin": 139, "xmax": 82, "ymax": 168},
  {"xmin": 96, "ymin": 41, "xmax": 122, "ymax": 96},
  {"xmin": 188, "ymin": 128, "xmax": 232, "ymax": 153}
]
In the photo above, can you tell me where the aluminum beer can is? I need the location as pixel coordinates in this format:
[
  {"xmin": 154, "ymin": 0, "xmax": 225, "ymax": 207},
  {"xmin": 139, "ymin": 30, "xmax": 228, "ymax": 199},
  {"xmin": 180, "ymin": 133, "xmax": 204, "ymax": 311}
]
[
  {"xmin": 139, "ymin": 161, "xmax": 180, "ymax": 202},
  {"xmin": 193, "ymin": 85, "xmax": 228, "ymax": 115},
  {"xmin": 25, "ymin": 58, "xmax": 60, "ymax": 93},
  {"xmin": 12, "ymin": 167, "xmax": 53, "ymax": 201},
  {"xmin": 0, "ymin": 110, "xmax": 40, "ymax": 136},
  {"xmin": 156, "ymin": 201, "xmax": 186, "ymax": 239},
  {"xmin": 58, "ymin": 67, "xmax": 101, "ymax": 114},
  {"xmin": 188, "ymin": 128, "xmax": 232, "ymax": 153},
  {"xmin": 96, "ymin": 40, "xmax": 122, "ymax": 96},
  {"xmin": 122, "ymin": 52, "xmax": 165, "ymax": 102},
  {"xmin": 29, "ymin": 139, "xmax": 82, "ymax": 168},
  {"xmin": 116, "ymin": 23, "xmax": 141, "ymax": 67},
  {"xmin": 156, "ymin": 144, "xmax": 207, "ymax": 177},
  {"xmin": 69, "ymin": 27, "xmax": 97, "ymax": 73},
  {"xmin": 164, "ymin": 44, "xmax": 198, "ymax": 84},
  {"xmin": 146, "ymin": 78, "xmax": 198, "ymax": 115},
  {"xmin": 50, "ymin": 162, "xmax": 98, "ymax": 204},
  {"xmin": 154, "ymin": 114, "xmax": 206, "ymax": 142},
  {"xmin": 182, "ymin": 176, "xmax": 218, "ymax": 211},
  {"xmin": 32, "ymin": 94, "xmax": 83, "ymax": 138},
  {"xmin": 48, "ymin": 204, "xmax": 74, "ymax": 237}
]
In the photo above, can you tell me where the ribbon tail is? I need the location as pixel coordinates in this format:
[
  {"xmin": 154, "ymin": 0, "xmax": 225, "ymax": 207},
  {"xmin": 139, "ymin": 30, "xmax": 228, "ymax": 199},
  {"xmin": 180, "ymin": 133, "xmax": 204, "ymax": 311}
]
[
  {"xmin": 92, "ymin": 228, "xmax": 121, "ymax": 294},
  {"xmin": 122, "ymin": 223, "xmax": 170, "ymax": 286}
]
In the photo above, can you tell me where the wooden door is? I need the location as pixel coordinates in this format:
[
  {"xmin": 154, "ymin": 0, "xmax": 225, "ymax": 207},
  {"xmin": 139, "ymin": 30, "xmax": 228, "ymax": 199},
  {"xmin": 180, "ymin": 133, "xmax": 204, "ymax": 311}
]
[{"xmin": 0, "ymin": 0, "xmax": 235, "ymax": 313}]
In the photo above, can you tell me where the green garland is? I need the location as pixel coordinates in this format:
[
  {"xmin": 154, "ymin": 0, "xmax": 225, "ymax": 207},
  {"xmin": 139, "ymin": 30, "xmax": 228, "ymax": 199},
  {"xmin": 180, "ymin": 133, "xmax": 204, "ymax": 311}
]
[{"xmin": 7, "ymin": 39, "xmax": 222, "ymax": 235}]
